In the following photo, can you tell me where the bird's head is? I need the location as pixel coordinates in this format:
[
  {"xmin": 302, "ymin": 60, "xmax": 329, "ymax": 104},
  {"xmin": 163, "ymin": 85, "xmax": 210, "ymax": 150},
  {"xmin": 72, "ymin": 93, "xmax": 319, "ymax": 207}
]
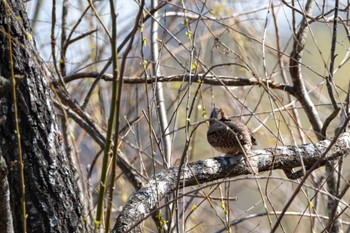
[{"xmin": 209, "ymin": 107, "xmax": 221, "ymax": 123}]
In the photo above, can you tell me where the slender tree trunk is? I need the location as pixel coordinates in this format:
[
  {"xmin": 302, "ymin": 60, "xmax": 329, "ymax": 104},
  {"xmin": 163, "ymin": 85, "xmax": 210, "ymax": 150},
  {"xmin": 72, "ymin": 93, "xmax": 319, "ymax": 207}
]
[{"xmin": 0, "ymin": 1, "xmax": 86, "ymax": 232}]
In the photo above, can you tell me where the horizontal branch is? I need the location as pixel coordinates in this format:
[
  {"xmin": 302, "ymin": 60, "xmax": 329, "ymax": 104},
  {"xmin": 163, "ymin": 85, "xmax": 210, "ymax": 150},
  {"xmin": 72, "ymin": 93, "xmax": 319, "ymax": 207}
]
[
  {"xmin": 228, "ymin": 211, "xmax": 350, "ymax": 227},
  {"xmin": 112, "ymin": 132, "xmax": 350, "ymax": 233},
  {"xmin": 63, "ymin": 72, "xmax": 294, "ymax": 94}
]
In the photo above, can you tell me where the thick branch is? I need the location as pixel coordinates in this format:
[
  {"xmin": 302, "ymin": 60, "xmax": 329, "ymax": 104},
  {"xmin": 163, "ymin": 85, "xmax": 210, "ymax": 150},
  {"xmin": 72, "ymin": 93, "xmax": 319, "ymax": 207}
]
[
  {"xmin": 112, "ymin": 133, "xmax": 350, "ymax": 233},
  {"xmin": 289, "ymin": 0, "xmax": 323, "ymax": 137},
  {"xmin": 151, "ymin": 0, "xmax": 172, "ymax": 167}
]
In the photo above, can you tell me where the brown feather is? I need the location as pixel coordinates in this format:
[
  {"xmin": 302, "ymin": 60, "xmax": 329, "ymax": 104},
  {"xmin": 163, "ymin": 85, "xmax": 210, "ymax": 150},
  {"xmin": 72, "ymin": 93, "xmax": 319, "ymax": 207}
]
[{"xmin": 207, "ymin": 108, "xmax": 257, "ymax": 154}]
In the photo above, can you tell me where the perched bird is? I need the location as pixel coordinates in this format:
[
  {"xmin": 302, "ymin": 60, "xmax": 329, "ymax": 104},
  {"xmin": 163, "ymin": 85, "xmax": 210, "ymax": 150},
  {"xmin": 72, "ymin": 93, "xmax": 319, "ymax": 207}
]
[{"xmin": 207, "ymin": 107, "xmax": 258, "ymax": 174}]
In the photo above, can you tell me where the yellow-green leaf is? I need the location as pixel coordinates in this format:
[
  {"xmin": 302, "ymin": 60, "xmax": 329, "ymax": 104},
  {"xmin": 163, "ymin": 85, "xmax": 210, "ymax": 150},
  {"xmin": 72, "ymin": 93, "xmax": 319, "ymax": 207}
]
[
  {"xmin": 191, "ymin": 204, "xmax": 197, "ymax": 211},
  {"xmin": 185, "ymin": 30, "xmax": 192, "ymax": 40},
  {"xmin": 191, "ymin": 63, "xmax": 197, "ymax": 70},
  {"xmin": 221, "ymin": 201, "xmax": 225, "ymax": 210},
  {"xmin": 94, "ymin": 220, "xmax": 101, "ymax": 225},
  {"xmin": 309, "ymin": 201, "xmax": 314, "ymax": 208},
  {"xmin": 140, "ymin": 23, "xmax": 144, "ymax": 33},
  {"xmin": 182, "ymin": 19, "xmax": 189, "ymax": 26},
  {"xmin": 201, "ymin": 109, "xmax": 207, "ymax": 117},
  {"xmin": 141, "ymin": 60, "xmax": 147, "ymax": 69},
  {"xmin": 26, "ymin": 32, "xmax": 32, "ymax": 41}
]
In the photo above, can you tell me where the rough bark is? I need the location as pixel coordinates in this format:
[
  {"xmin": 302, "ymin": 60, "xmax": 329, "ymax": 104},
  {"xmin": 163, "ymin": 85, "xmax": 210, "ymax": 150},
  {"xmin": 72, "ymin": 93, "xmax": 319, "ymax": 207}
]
[
  {"xmin": 0, "ymin": 155, "xmax": 13, "ymax": 233},
  {"xmin": 0, "ymin": 1, "xmax": 86, "ymax": 232},
  {"xmin": 112, "ymin": 133, "xmax": 350, "ymax": 233}
]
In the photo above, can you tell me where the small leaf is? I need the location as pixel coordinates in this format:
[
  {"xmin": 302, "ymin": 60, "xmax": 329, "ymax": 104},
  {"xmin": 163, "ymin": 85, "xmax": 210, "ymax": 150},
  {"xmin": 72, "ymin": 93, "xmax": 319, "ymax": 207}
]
[
  {"xmin": 141, "ymin": 60, "xmax": 147, "ymax": 69},
  {"xmin": 191, "ymin": 63, "xmax": 197, "ymax": 71},
  {"xmin": 94, "ymin": 220, "xmax": 101, "ymax": 225},
  {"xmin": 140, "ymin": 23, "xmax": 144, "ymax": 33},
  {"xmin": 309, "ymin": 201, "xmax": 314, "ymax": 208},
  {"xmin": 201, "ymin": 109, "xmax": 207, "ymax": 117},
  {"xmin": 156, "ymin": 212, "xmax": 168, "ymax": 229},
  {"xmin": 191, "ymin": 204, "xmax": 197, "ymax": 211},
  {"xmin": 220, "ymin": 201, "xmax": 225, "ymax": 210},
  {"xmin": 185, "ymin": 30, "xmax": 192, "ymax": 40},
  {"xmin": 26, "ymin": 32, "xmax": 32, "ymax": 41}
]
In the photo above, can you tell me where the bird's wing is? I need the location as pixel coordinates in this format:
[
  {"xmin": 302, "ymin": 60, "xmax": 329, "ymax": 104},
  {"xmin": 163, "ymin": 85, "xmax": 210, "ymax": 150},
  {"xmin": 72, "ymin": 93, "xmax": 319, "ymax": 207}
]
[{"xmin": 222, "ymin": 119, "xmax": 255, "ymax": 146}]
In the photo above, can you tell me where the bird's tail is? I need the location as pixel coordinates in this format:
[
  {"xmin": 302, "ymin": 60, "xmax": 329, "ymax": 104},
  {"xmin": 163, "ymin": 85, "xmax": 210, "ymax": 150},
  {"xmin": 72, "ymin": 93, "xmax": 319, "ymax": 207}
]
[{"xmin": 243, "ymin": 144, "xmax": 259, "ymax": 175}]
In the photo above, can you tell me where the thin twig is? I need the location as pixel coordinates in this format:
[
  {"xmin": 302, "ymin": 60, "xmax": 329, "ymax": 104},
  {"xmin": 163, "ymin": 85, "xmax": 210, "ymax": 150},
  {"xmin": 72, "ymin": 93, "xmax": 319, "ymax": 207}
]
[
  {"xmin": 4, "ymin": 3, "xmax": 26, "ymax": 232},
  {"xmin": 321, "ymin": 0, "xmax": 341, "ymax": 137}
]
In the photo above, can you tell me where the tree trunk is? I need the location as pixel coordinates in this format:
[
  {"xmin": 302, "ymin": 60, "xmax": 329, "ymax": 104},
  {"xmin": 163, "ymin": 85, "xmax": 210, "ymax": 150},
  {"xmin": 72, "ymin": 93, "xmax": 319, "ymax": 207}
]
[{"xmin": 0, "ymin": 1, "xmax": 86, "ymax": 232}]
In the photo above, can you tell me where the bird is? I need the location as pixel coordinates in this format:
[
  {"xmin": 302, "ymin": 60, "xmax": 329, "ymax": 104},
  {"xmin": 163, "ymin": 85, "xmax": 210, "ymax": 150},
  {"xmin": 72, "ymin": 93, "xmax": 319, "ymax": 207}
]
[{"xmin": 207, "ymin": 107, "xmax": 258, "ymax": 174}]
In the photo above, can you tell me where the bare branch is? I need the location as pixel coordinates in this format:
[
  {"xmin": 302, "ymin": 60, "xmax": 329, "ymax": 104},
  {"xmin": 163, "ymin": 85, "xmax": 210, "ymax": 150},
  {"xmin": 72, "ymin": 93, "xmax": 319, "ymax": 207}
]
[
  {"xmin": 321, "ymin": 0, "xmax": 341, "ymax": 137},
  {"xmin": 53, "ymin": 88, "xmax": 144, "ymax": 190},
  {"xmin": 325, "ymin": 81, "xmax": 350, "ymax": 233},
  {"xmin": 63, "ymin": 72, "xmax": 294, "ymax": 94},
  {"xmin": 151, "ymin": 0, "xmax": 172, "ymax": 167},
  {"xmin": 288, "ymin": 0, "xmax": 323, "ymax": 138},
  {"xmin": 227, "ymin": 211, "xmax": 350, "ymax": 229}
]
